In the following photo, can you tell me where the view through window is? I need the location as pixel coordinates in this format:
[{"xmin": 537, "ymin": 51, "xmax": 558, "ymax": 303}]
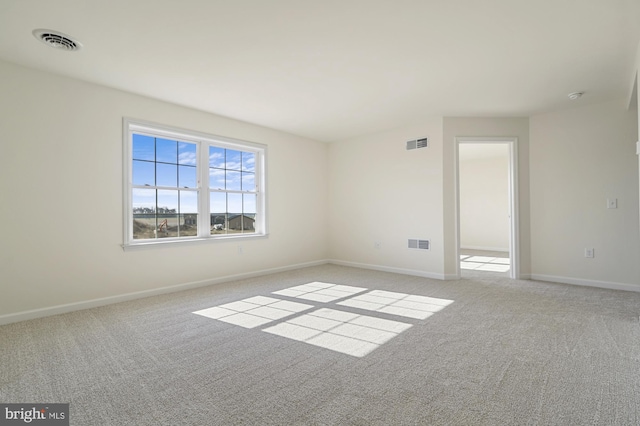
[
  {"xmin": 132, "ymin": 134, "xmax": 199, "ymax": 239},
  {"xmin": 124, "ymin": 119, "xmax": 266, "ymax": 247}
]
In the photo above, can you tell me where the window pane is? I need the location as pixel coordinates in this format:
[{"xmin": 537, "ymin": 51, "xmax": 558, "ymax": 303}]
[
  {"xmin": 179, "ymin": 214, "xmax": 198, "ymax": 236},
  {"xmin": 157, "ymin": 214, "xmax": 178, "ymax": 238},
  {"xmin": 179, "ymin": 165, "xmax": 197, "ymax": 188},
  {"xmin": 226, "ymin": 150, "xmax": 242, "ymax": 171},
  {"xmin": 157, "ymin": 190, "xmax": 179, "ymax": 238},
  {"xmin": 243, "ymin": 217, "xmax": 256, "ymax": 232},
  {"xmin": 132, "ymin": 188, "xmax": 156, "ymax": 212},
  {"xmin": 179, "ymin": 191, "xmax": 198, "ymax": 237},
  {"xmin": 210, "ymin": 192, "xmax": 226, "ymax": 213},
  {"xmin": 156, "ymin": 138, "xmax": 177, "ymax": 163},
  {"xmin": 133, "ymin": 160, "xmax": 155, "ymax": 186},
  {"xmin": 179, "ymin": 191, "xmax": 198, "ymax": 213},
  {"xmin": 157, "ymin": 163, "xmax": 178, "ymax": 187},
  {"xmin": 243, "ymin": 194, "xmax": 257, "ymax": 233},
  {"xmin": 132, "ymin": 188, "xmax": 156, "ymax": 240},
  {"xmin": 209, "ymin": 168, "xmax": 225, "ymax": 190},
  {"xmin": 178, "ymin": 142, "xmax": 196, "ymax": 165},
  {"xmin": 242, "ymin": 152, "xmax": 255, "ymax": 172},
  {"xmin": 228, "ymin": 193, "xmax": 242, "ymax": 214},
  {"xmin": 243, "ymin": 194, "xmax": 257, "ymax": 215},
  {"xmin": 210, "ymin": 192, "xmax": 226, "ymax": 235},
  {"xmin": 133, "ymin": 215, "xmax": 156, "ymax": 240},
  {"xmin": 133, "ymin": 134, "xmax": 155, "ymax": 161},
  {"xmin": 241, "ymin": 172, "xmax": 255, "ymax": 191},
  {"xmin": 227, "ymin": 193, "xmax": 243, "ymax": 233},
  {"xmin": 157, "ymin": 190, "xmax": 178, "ymax": 214},
  {"xmin": 209, "ymin": 146, "xmax": 225, "ymax": 168},
  {"xmin": 226, "ymin": 170, "xmax": 242, "ymax": 191}
]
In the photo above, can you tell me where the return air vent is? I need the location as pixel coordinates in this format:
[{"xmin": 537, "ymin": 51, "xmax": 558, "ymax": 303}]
[
  {"xmin": 408, "ymin": 239, "xmax": 430, "ymax": 250},
  {"xmin": 406, "ymin": 137, "xmax": 428, "ymax": 150}
]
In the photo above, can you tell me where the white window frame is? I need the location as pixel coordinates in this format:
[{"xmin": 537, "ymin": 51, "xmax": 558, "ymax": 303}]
[{"xmin": 122, "ymin": 118, "xmax": 267, "ymax": 250}]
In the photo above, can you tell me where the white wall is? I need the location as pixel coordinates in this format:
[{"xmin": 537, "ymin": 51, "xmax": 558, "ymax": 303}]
[
  {"xmin": 530, "ymin": 99, "xmax": 640, "ymax": 289},
  {"xmin": 0, "ymin": 60, "xmax": 329, "ymax": 322},
  {"xmin": 2, "ymin": 59, "xmax": 639, "ymax": 325},
  {"xmin": 443, "ymin": 118, "xmax": 531, "ymax": 278},
  {"xmin": 327, "ymin": 119, "xmax": 445, "ymax": 278},
  {"xmin": 459, "ymin": 146, "xmax": 510, "ymax": 251}
]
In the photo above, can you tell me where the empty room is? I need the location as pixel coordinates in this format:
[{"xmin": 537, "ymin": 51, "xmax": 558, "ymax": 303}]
[{"xmin": 1, "ymin": 1, "xmax": 640, "ymax": 424}]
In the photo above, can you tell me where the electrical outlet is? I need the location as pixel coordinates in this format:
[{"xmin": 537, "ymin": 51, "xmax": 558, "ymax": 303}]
[
  {"xmin": 584, "ymin": 248, "xmax": 594, "ymax": 258},
  {"xmin": 374, "ymin": 241, "xmax": 381, "ymax": 250},
  {"xmin": 607, "ymin": 198, "xmax": 617, "ymax": 209},
  {"xmin": 237, "ymin": 245, "xmax": 243, "ymax": 255}
]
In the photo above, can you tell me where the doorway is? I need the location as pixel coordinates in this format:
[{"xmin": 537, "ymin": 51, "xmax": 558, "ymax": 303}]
[{"xmin": 454, "ymin": 137, "xmax": 519, "ymax": 279}]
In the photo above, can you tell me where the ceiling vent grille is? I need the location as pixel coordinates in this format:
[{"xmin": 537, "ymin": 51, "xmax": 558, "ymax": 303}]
[
  {"xmin": 408, "ymin": 239, "xmax": 430, "ymax": 250},
  {"xmin": 33, "ymin": 29, "xmax": 82, "ymax": 51},
  {"xmin": 406, "ymin": 137, "xmax": 428, "ymax": 150}
]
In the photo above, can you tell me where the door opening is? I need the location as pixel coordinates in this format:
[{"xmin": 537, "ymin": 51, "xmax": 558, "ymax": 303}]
[{"xmin": 454, "ymin": 137, "xmax": 519, "ymax": 279}]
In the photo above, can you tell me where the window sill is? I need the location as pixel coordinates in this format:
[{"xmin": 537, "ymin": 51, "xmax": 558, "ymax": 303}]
[{"xmin": 122, "ymin": 233, "xmax": 268, "ymax": 251}]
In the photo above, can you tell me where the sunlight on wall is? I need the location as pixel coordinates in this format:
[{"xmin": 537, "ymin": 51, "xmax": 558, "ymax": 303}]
[{"xmin": 193, "ymin": 282, "xmax": 454, "ymax": 357}]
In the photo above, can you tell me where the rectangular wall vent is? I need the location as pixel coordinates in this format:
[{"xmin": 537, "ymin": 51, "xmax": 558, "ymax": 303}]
[
  {"xmin": 406, "ymin": 137, "xmax": 428, "ymax": 150},
  {"xmin": 408, "ymin": 239, "xmax": 430, "ymax": 250}
]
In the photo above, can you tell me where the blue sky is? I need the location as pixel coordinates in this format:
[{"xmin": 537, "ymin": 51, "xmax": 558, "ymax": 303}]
[{"xmin": 132, "ymin": 134, "xmax": 256, "ymax": 214}]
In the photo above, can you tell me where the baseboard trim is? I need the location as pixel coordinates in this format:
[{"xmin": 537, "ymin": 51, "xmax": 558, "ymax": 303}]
[
  {"xmin": 0, "ymin": 260, "xmax": 329, "ymax": 326},
  {"xmin": 328, "ymin": 259, "xmax": 446, "ymax": 280},
  {"xmin": 530, "ymin": 274, "xmax": 640, "ymax": 293},
  {"xmin": 6, "ymin": 261, "xmax": 635, "ymax": 326}
]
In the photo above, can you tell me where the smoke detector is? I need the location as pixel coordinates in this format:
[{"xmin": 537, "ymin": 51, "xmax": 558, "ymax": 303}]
[
  {"xmin": 32, "ymin": 29, "xmax": 82, "ymax": 51},
  {"xmin": 568, "ymin": 92, "xmax": 583, "ymax": 100}
]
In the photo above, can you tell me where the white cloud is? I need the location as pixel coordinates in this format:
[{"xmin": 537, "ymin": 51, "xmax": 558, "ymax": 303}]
[{"xmin": 178, "ymin": 151, "xmax": 197, "ymax": 165}]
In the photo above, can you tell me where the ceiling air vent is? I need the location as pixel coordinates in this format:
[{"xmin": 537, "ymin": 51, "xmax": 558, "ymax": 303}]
[
  {"xmin": 32, "ymin": 29, "xmax": 83, "ymax": 52},
  {"xmin": 408, "ymin": 239, "xmax": 430, "ymax": 250},
  {"xmin": 406, "ymin": 137, "xmax": 428, "ymax": 150}
]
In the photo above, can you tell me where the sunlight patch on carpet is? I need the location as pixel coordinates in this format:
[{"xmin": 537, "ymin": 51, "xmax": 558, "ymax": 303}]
[
  {"xmin": 273, "ymin": 282, "xmax": 366, "ymax": 302},
  {"xmin": 337, "ymin": 290, "xmax": 453, "ymax": 320},
  {"xmin": 264, "ymin": 308, "xmax": 413, "ymax": 357},
  {"xmin": 193, "ymin": 296, "xmax": 313, "ymax": 328},
  {"xmin": 460, "ymin": 255, "xmax": 511, "ymax": 272},
  {"xmin": 193, "ymin": 283, "xmax": 453, "ymax": 357}
]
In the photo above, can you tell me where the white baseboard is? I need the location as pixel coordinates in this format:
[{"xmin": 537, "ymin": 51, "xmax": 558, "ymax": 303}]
[
  {"xmin": 461, "ymin": 245, "xmax": 509, "ymax": 252},
  {"xmin": 328, "ymin": 259, "xmax": 446, "ymax": 280},
  {"xmin": 5, "ymin": 260, "xmax": 636, "ymax": 326},
  {"xmin": 0, "ymin": 260, "xmax": 329, "ymax": 326},
  {"xmin": 530, "ymin": 274, "xmax": 640, "ymax": 293}
]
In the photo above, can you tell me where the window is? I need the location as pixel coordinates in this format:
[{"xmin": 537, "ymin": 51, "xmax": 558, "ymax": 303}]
[{"xmin": 123, "ymin": 119, "xmax": 266, "ymax": 248}]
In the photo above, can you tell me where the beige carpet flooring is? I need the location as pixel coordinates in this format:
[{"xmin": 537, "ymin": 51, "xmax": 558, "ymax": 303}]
[{"xmin": 2, "ymin": 264, "xmax": 640, "ymax": 425}]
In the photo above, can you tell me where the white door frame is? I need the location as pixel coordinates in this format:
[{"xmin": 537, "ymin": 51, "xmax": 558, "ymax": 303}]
[{"xmin": 454, "ymin": 137, "xmax": 520, "ymax": 279}]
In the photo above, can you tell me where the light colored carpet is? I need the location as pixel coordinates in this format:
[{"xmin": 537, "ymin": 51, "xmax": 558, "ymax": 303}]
[{"xmin": 2, "ymin": 264, "xmax": 640, "ymax": 425}]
